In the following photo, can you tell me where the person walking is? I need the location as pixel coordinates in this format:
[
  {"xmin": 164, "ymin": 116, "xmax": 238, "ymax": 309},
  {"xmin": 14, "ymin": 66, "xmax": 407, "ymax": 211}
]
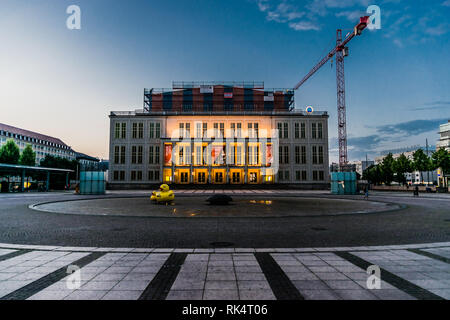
[
  {"xmin": 364, "ymin": 185, "xmax": 369, "ymax": 200},
  {"xmin": 413, "ymin": 185, "xmax": 419, "ymax": 197}
]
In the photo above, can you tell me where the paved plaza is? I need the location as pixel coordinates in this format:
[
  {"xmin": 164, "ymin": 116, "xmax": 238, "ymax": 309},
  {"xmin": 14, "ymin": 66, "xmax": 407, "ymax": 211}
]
[
  {"xmin": 0, "ymin": 242, "xmax": 449, "ymax": 300},
  {"xmin": 0, "ymin": 190, "xmax": 449, "ymax": 300}
]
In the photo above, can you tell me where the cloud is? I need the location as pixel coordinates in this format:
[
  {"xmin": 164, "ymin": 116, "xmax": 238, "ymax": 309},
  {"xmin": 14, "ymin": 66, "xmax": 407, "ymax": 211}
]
[
  {"xmin": 253, "ymin": 0, "xmax": 450, "ymax": 48},
  {"xmin": 289, "ymin": 21, "xmax": 320, "ymax": 31},
  {"xmin": 336, "ymin": 117, "xmax": 449, "ymax": 161},
  {"xmin": 335, "ymin": 10, "xmax": 366, "ymax": 21},
  {"xmin": 424, "ymin": 24, "xmax": 448, "ymax": 36},
  {"xmin": 410, "ymin": 101, "xmax": 450, "ymax": 111}
]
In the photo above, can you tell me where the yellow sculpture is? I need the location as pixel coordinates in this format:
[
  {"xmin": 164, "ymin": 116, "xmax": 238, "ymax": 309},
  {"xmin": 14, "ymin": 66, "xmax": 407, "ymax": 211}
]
[{"xmin": 150, "ymin": 184, "xmax": 175, "ymax": 203}]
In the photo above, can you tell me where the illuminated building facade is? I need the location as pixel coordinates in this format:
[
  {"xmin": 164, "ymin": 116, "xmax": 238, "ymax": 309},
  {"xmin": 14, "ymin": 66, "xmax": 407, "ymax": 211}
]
[{"xmin": 108, "ymin": 82, "xmax": 329, "ymax": 188}]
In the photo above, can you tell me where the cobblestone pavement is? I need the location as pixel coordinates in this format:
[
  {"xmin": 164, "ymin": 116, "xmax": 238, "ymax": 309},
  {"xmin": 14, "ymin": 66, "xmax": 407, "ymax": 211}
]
[{"xmin": 0, "ymin": 242, "xmax": 449, "ymax": 300}]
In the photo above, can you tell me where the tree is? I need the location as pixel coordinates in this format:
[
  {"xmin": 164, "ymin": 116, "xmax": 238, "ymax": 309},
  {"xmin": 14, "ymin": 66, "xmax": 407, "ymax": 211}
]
[
  {"xmin": 380, "ymin": 153, "xmax": 395, "ymax": 185},
  {"xmin": 412, "ymin": 149, "xmax": 430, "ymax": 184},
  {"xmin": 432, "ymin": 148, "xmax": 450, "ymax": 187},
  {"xmin": 0, "ymin": 139, "xmax": 20, "ymax": 164},
  {"xmin": 19, "ymin": 144, "xmax": 36, "ymax": 166},
  {"xmin": 393, "ymin": 153, "xmax": 411, "ymax": 185}
]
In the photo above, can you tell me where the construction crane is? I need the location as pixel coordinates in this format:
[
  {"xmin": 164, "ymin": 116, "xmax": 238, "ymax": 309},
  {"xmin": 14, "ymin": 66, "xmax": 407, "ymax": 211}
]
[{"xmin": 294, "ymin": 16, "xmax": 370, "ymax": 168}]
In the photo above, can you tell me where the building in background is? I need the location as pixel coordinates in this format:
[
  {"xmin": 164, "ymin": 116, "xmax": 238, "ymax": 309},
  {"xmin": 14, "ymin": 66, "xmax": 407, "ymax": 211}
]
[
  {"xmin": 108, "ymin": 81, "xmax": 329, "ymax": 188},
  {"xmin": 376, "ymin": 145, "xmax": 437, "ymax": 185},
  {"xmin": 0, "ymin": 123, "xmax": 76, "ymax": 165},
  {"xmin": 75, "ymin": 152, "xmax": 100, "ymax": 166},
  {"xmin": 436, "ymin": 120, "xmax": 450, "ymax": 152},
  {"xmin": 348, "ymin": 160, "xmax": 375, "ymax": 176}
]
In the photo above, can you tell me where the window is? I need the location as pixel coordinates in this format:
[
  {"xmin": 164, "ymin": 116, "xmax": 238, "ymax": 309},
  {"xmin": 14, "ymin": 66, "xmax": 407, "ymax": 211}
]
[
  {"xmin": 312, "ymin": 146, "xmax": 324, "ymax": 164},
  {"xmin": 196, "ymin": 123, "xmax": 202, "ymax": 138},
  {"xmin": 312, "ymin": 146, "xmax": 317, "ymax": 164},
  {"xmin": 113, "ymin": 171, "xmax": 119, "ymax": 180},
  {"xmin": 114, "ymin": 146, "xmax": 120, "ymax": 164},
  {"xmin": 179, "ymin": 123, "xmax": 190, "ymax": 138},
  {"xmin": 284, "ymin": 146, "xmax": 289, "ymax": 164},
  {"xmin": 150, "ymin": 122, "xmax": 161, "ymax": 139},
  {"xmin": 279, "ymin": 146, "xmax": 289, "ymax": 164},
  {"xmin": 213, "ymin": 123, "xmax": 224, "ymax": 138},
  {"xmin": 155, "ymin": 171, "xmax": 160, "ymax": 181},
  {"xmin": 120, "ymin": 123, "xmax": 126, "ymax": 139},
  {"xmin": 131, "ymin": 146, "xmax": 142, "ymax": 164},
  {"xmin": 148, "ymin": 146, "xmax": 160, "ymax": 164},
  {"xmin": 301, "ymin": 146, "xmax": 307, "ymax": 164},
  {"xmin": 278, "ymin": 122, "xmax": 288, "ymax": 139},
  {"xmin": 284, "ymin": 170, "xmax": 289, "ymax": 181},
  {"xmin": 114, "ymin": 146, "xmax": 126, "ymax": 164},
  {"xmin": 302, "ymin": 171, "xmax": 307, "ymax": 181},
  {"xmin": 155, "ymin": 123, "xmax": 160, "ymax": 138},
  {"xmin": 295, "ymin": 146, "xmax": 300, "ymax": 164},
  {"xmin": 149, "ymin": 146, "xmax": 154, "ymax": 164},
  {"xmin": 132, "ymin": 146, "xmax": 137, "ymax": 164},
  {"xmin": 132, "ymin": 123, "xmax": 137, "ymax": 139},
  {"xmin": 131, "ymin": 171, "xmax": 142, "ymax": 181},
  {"xmin": 312, "ymin": 170, "xmax": 324, "ymax": 181},
  {"xmin": 236, "ymin": 145, "xmax": 242, "ymax": 165},
  {"xmin": 120, "ymin": 146, "xmax": 125, "ymax": 164},
  {"xmin": 248, "ymin": 123, "xmax": 259, "ymax": 138},
  {"xmin": 138, "ymin": 123, "xmax": 143, "ymax": 138},
  {"xmin": 155, "ymin": 146, "xmax": 160, "ymax": 164},
  {"xmin": 248, "ymin": 145, "xmax": 259, "ymax": 165},
  {"xmin": 318, "ymin": 146, "xmax": 324, "ymax": 164},
  {"xmin": 312, "ymin": 122, "xmax": 323, "ymax": 139},
  {"xmin": 150, "ymin": 123, "xmax": 154, "ymax": 138},
  {"xmin": 114, "ymin": 123, "xmax": 120, "ymax": 139},
  {"xmin": 294, "ymin": 123, "xmax": 299, "ymax": 139},
  {"xmin": 195, "ymin": 145, "xmax": 202, "ymax": 165},
  {"xmin": 296, "ymin": 171, "xmax": 301, "ymax": 181},
  {"xmin": 202, "ymin": 123, "xmax": 207, "ymax": 138},
  {"xmin": 148, "ymin": 170, "xmax": 154, "ymax": 181},
  {"xmin": 230, "ymin": 123, "xmax": 242, "ymax": 138}
]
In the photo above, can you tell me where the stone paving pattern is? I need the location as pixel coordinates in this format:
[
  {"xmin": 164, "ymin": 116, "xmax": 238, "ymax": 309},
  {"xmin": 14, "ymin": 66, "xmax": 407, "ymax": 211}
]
[{"xmin": 0, "ymin": 242, "xmax": 449, "ymax": 300}]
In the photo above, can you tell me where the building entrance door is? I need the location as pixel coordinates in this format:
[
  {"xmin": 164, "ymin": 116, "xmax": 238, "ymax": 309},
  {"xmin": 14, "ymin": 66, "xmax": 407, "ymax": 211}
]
[
  {"xmin": 232, "ymin": 171, "xmax": 241, "ymax": 183},
  {"xmin": 178, "ymin": 170, "xmax": 189, "ymax": 184},
  {"xmin": 197, "ymin": 171, "xmax": 206, "ymax": 183},
  {"xmin": 248, "ymin": 170, "xmax": 259, "ymax": 184},
  {"xmin": 215, "ymin": 172, "xmax": 223, "ymax": 183}
]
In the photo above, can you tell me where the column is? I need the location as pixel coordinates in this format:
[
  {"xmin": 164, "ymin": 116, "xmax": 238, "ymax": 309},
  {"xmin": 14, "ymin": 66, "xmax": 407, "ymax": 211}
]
[
  {"xmin": 21, "ymin": 169, "xmax": 25, "ymax": 192},
  {"xmin": 46, "ymin": 171, "xmax": 50, "ymax": 191}
]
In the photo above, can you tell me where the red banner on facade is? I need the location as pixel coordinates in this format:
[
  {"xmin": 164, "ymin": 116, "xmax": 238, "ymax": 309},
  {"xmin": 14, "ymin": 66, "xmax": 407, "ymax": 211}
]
[
  {"xmin": 164, "ymin": 144, "xmax": 172, "ymax": 165},
  {"xmin": 266, "ymin": 145, "xmax": 273, "ymax": 165}
]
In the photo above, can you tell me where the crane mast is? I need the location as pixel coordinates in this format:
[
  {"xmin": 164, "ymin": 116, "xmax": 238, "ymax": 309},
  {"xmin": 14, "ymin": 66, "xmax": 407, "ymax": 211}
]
[{"xmin": 294, "ymin": 16, "xmax": 370, "ymax": 168}]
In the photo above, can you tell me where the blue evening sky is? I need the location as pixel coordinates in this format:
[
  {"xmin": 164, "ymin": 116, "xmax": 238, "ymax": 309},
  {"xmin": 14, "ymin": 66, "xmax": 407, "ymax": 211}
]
[{"xmin": 0, "ymin": 0, "xmax": 449, "ymax": 161}]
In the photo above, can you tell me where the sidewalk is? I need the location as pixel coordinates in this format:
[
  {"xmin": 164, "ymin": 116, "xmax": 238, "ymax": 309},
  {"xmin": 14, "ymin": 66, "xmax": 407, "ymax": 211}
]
[{"xmin": 0, "ymin": 242, "xmax": 449, "ymax": 300}]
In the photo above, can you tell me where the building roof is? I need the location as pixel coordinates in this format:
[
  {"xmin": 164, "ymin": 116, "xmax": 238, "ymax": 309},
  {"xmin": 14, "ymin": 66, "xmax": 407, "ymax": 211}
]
[
  {"xmin": 75, "ymin": 152, "xmax": 100, "ymax": 162},
  {"xmin": 110, "ymin": 110, "xmax": 328, "ymax": 117},
  {"xmin": 0, "ymin": 123, "xmax": 70, "ymax": 147}
]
